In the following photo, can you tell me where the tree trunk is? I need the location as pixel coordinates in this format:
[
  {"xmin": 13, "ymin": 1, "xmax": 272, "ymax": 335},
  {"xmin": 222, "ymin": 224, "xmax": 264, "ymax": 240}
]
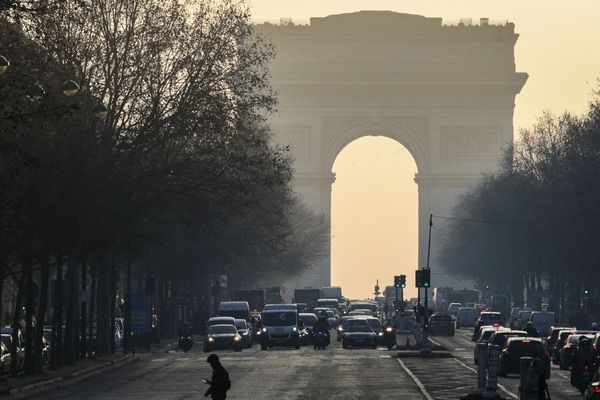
[
  {"xmin": 63, "ymin": 257, "xmax": 80, "ymax": 364},
  {"xmin": 34, "ymin": 256, "xmax": 50, "ymax": 373},
  {"xmin": 10, "ymin": 273, "xmax": 25, "ymax": 377},
  {"xmin": 51, "ymin": 257, "xmax": 64, "ymax": 368},
  {"xmin": 23, "ymin": 239, "xmax": 35, "ymax": 375},
  {"xmin": 124, "ymin": 257, "xmax": 131, "ymax": 354},
  {"xmin": 88, "ymin": 264, "xmax": 96, "ymax": 356},
  {"xmin": 110, "ymin": 260, "xmax": 116, "ymax": 354},
  {"xmin": 96, "ymin": 256, "xmax": 111, "ymax": 356},
  {"xmin": 80, "ymin": 258, "xmax": 88, "ymax": 359}
]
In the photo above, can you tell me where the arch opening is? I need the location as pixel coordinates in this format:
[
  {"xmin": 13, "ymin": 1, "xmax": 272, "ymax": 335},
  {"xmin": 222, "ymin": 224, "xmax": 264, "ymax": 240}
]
[{"xmin": 331, "ymin": 135, "xmax": 419, "ymax": 300}]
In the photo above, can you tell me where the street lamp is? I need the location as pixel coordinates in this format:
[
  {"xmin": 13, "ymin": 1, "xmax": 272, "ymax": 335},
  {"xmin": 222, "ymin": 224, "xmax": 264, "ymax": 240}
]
[
  {"xmin": 0, "ymin": 55, "xmax": 9, "ymax": 75},
  {"xmin": 62, "ymin": 80, "xmax": 80, "ymax": 96}
]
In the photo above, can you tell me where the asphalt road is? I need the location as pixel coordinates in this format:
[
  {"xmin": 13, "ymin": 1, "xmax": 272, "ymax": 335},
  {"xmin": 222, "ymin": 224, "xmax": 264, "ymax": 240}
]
[{"xmin": 35, "ymin": 338, "xmax": 426, "ymax": 400}]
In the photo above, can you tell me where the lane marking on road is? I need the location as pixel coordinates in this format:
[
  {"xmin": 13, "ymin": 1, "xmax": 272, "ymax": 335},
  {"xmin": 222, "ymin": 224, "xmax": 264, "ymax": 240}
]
[
  {"xmin": 397, "ymin": 358, "xmax": 434, "ymax": 400},
  {"xmin": 452, "ymin": 357, "xmax": 518, "ymax": 400},
  {"xmin": 428, "ymin": 337, "xmax": 442, "ymax": 347},
  {"xmin": 379, "ymin": 355, "xmax": 391, "ymax": 358},
  {"xmin": 557, "ymin": 372, "xmax": 569, "ymax": 380},
  {"xmin": 151, "ymin": 358, "xmax": 167, "ymax": 362},
  {"xmin": 454, "ymin": 348, "xmax": 467, "ymax": 351}
]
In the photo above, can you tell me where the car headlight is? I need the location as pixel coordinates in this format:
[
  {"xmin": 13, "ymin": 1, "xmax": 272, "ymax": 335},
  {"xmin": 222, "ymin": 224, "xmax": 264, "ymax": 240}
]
[
  {"xmin": 242, "ymin": 331, "xmax": 249, "ymax": 335},
  {"xmin": 337, "ymin": 326, "xmax": 344, "ymax": 331},
  {"xmin": 378, "ymin": 332, "xmax": 383, "ymax": 336},
  {"xmin": 255, "ymin": 330, "xmax": 261, "ymax": 335},
  {"xmin": 292, "ymin": 326, "xmax": 297, "ymax": 332},
  {"xmin": 262, "ymin": 328, "xmax": 267, "ymax": 333},
  {"xmin": 234, "ymin": 335, "xmax": 241, "ymax": 341},
  {"xmin": 208, "ymin": 337, "xmax": 215, "ymax": 342}
]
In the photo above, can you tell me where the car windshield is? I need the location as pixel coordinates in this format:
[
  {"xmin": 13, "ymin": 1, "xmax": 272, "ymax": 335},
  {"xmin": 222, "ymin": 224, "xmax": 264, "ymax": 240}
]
[
  {"xmin": 207, "ymin": 325, "xmax": 237, "ymax": 334},
  {"xmin": 481, "ymin": 313, "xmax": 501, "ymax": 320},
  {"xmin": 347, "ymin": 325, "xmax": 373, "ymax": 333},
  {"xmin": 325, "ymin": 311, "xmax": 335, "ymax": 318},
  {"xmin": 366, "ymin": 319, "xmax": 381, "ymax": 328},
  {"xmin": 433, "ymin": 315, "xmax": 452, "ymax": 321},
  {"xmin": 235, "ymin": 320, "xmax": 247, "ymax": 329},
  {"xmin": 299, "ymin": 315, "xmax": 316, "ymax": 325},
  {"xmin": 508, "ymin": 340, "xmax": 544, "ymax": 353},
  {"xmin": 263, "ymin": 312, "xmax": 297, "ymax": 326},
  {"xmin": 208, "ymin": 318, "xmax": 234, "ymax": 327},
  {"xmin": 347, "ymin": 319, "xmax": 368, "ymax": 326}
]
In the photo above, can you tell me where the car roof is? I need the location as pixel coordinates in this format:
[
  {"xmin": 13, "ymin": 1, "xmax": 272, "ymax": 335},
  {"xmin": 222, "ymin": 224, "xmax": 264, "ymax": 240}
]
[
  {"xmin": 209, "ymin": 316, "xmax": 235, "ymax": 321},
  {"xmin": 507, "ymin": 337, "xmax": 542, "ymax": 343},
  {"xmin": 299, "ymin": 313, "xmax": 317, "ymax": 317},
  {"xmin": 208, "ymin": 324, "xmax": 237, "ymax": 330}
]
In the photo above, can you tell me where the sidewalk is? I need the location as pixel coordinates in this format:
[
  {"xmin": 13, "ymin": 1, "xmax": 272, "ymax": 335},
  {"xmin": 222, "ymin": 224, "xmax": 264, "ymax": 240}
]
[{"xmin": 0, "ymin": 354, "xmax": 138, "ymax": 399}]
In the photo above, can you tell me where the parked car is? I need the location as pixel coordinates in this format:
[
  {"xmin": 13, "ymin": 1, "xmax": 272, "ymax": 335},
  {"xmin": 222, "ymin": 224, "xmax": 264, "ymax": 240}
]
[
  {"xmin": 428, "ymin": 314, "xmax": 455, "ymax": 336},
  {"xmin": 341, "ymin": 325, "xmax": 377, "ymax": 349},
  {"xmin": 499, "ymin": 337, "xmax": 550, "ymax": 378},
  {"xmin": 456, "ymin": 307, "xmax": 478, "ymax": 328}
]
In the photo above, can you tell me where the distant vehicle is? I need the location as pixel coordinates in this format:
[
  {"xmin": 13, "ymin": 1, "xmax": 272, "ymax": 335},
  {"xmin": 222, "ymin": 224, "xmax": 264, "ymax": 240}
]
[
  {"xmin": 316, "ymin": 298, "xmax": 340, "ymax": 312},
  {"xmin": 293, "ymin": 289, "xmax": 320, "ymax": 311},
  {"xmin": 234, "ymin": 289, "xmax": 266, "ymax": 311},
  {"xmin": 312, "ymin": 308, "xmax": 337, "ymax": 328},
  {"xmin": 348, "ymin": 310, "xmax": 372, "ymax": 316},
  {"xmin": 263, "ymin": 304, "xmax": 297, "ymax": 312},
  {"xmin": 294, "ymin": 303, "xmax": 308, "ymax": 313},
  {"xmin": 487, "ymin": 330, "xmax": 527, "ymax": 362},
  {"xmin": 530, "ymin": 311, "xmax": 555, "ymax": 337},
  {"xmin": 203, "ymin": 324, "xmax": 242, "ymax": 353},
  {"xmin": 448, "ymin": 303, "xmax": 462, "ymax": 317},
  {"xmin": 349, "ymin": 302, "xmax": 379, "ymax": 317},
  {"xmin": 342, "ymin": 325, "xmax": 377, "ymax": 349},
  {"xmin": 363, "ymin": 317, "xmax": 383, "ymax": 340},
  {"xmin": 336, "ymin": 317, "xmax": 367, "ymax": 341},
  {"xmin": 0, "ymin": 327, "xmax": 24, "ymax": 372},
  {"xmin": 234, "ymin": 319, "xmax": 252, "ymax": 348},
  {"xmin": 473, "ymin": 312, "xmax": 505, "ymax": 341},
  {"xmin": 260, "ymin": 307, "xmax": 301, "ymax": 350},
  {"xmin": 515, "ymin": 310, "xmax": 534, "ymax": 330},
  {"xmin": 509, "ymin": 307, "xmax": 532, "ymax": 329},
  {"xmin": 474, "ymin": 326, "xmax": 502, "ymax": 364},
  {"xmin": 384, "ymin": 285, "xmax": 397, "ymax": 307},
  {"xmin": 218, "ymin": 301, "xmax": 251, "ymax": 321},
  {"xmin": 298, "ymin": 313, "xmax": 317, "ymax": 333},
  {"xmin": 456, "ymin": 307, "xmax": 478, "ymax": 328},
  {"xmin": 490, "ymin": 295, "xmax": 509, "ymax": 319},
  {"xmin": 547, "ymin": 326, "xmax": 575, "ymax": 352},
  {"xmin": 265, "ymin": 287, "xmax": 283, "ymax": 305},
  {"xmin": 428, "ymin": 314, "xmax": 455, "ymax": 336},
  {"xmin": 553, "ymin": 329, "xmax": 579, "ymax": 364},
  {"xmin": 320, "ymin": 287, "xmax": 343, "ymax": 301},
  {"xmin": 499, "ymin": 337, "xmax": 550, "ymax": 378},
  {"xmin": 560, "ymin": 334, "xmax": 596, "ymax": 370},
  {"xmin": 338, "ymin": 303, "xmax": 348, "ymax": 315},
  {"xmin": 206, "ymin": 316, "xmax": 236, "ymax": 330},
  {"xmin": 475, "ymin": 304, "xmax": 487, "ymax": 313},
  {"xmin": 447, "ymin": 289, "xmax": 479, "ymax": 306}
]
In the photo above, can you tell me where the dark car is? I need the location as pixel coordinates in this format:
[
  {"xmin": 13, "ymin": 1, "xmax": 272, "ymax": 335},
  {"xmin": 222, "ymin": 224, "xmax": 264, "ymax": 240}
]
[
  {"xmin": 473, "ymin": 312, "xmax": 505, "ymax": 341},
  {"xmin": 499, "ymin": 337, "xmax": 550, "ymax": 378},
  {"xmin": 234, "ymin": 319, "xmax": 252, "ymax": 348},
  {"xmin": 560, "ymin": 334, "xmax": 595, "ymax": 370},
  {"xmin": 342, "ymin": 325, "xmax": 377, "ymax": 349},
  {"xmin": 337, "ymin": 317, "xmax": 368, "ymax": 341},
  {"xmin": 553, "ymin": 329, "xmax": 577, "ymax": 364},
  {"xmin": 547, "ymin": 326, "xmax": 575, "ymax": 351},
  {"xmin": 487, "ymin": 330, "xmax": 527, "ymax": 363},
  {"xmin": 203, "ymin": 324, "xmax": 242, "ymax": 353},
  {"xmin": 429, "ymin": 314, "xmax": 455, "ymax": 336},
  {"xmin": 298, "ymin": 313, "xmax": 317, "ymax": 334},
  {"xmin": 364, "ymin": 317, "xmax": 383, "ymax": 342}
]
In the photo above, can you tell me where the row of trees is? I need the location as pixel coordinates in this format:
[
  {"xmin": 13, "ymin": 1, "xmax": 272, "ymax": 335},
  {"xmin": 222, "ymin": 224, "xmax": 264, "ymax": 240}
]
[
  {"xmin": 0, "ymin": 0, "xmax": 327, "ymax": 377},
  {"xmin": 438, "ymin": 90, "xmax": 600, "ymax": 324}
]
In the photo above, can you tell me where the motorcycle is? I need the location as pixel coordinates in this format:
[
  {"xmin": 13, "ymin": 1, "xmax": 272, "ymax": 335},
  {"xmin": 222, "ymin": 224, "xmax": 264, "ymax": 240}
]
[
  {"xmin": 572, "ymin": 361, "xmax": 599, "ymax": 393},
  {"xmin": 381, "ymin": 326, "xmax": 397, "ymax": 350},
  {"xmin": 584, "ymin": 382, "xmax": 600, "ymax": 400},
  {"xmin": 178, "ymin": 336, "xmax": 193, "ymax": 353},
  {"xmin": 313, "ymin": 330, "xmax": 330, "ymax": 350}
]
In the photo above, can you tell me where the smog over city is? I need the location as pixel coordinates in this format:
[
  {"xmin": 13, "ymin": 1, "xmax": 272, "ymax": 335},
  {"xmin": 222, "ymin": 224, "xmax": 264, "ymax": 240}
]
[{"xmin": 0, "ymin": 1, "xmax": 599, "ymax": 399}]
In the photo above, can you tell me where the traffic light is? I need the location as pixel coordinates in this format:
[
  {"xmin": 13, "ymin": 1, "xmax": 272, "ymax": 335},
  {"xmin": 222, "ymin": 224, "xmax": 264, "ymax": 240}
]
[
  {"xmin": 394, "ymin": 275, "xmax": 401, "ymax": 288},
  {"xmin": 584, "ymin": 288, "xmax": 590, "ymax": 296},
  {"xmin": 415, "ymin": 269, "xmax": 431, "ymax": 288},
  {"xmin": 400, "ymin": 275, "xmax": 406, "ymax": 289}
]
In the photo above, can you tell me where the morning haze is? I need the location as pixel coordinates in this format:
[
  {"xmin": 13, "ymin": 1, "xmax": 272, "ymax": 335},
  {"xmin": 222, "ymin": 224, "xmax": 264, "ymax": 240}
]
[{"xmin": 251, "ymin": 0, "xmax": 600, "ymax": 300}]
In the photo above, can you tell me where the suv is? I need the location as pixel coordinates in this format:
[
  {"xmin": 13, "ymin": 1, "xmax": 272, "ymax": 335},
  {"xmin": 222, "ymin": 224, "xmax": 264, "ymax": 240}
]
[{"xmin": 260, "ymin": 308, "xmax": 301, "ymax": 350}]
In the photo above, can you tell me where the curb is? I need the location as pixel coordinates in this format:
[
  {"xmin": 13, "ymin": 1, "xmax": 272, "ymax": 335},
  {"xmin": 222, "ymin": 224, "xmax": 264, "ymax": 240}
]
[{"xmin": 5, "ymin": 356, "xmax": 138, "ymax": 399}]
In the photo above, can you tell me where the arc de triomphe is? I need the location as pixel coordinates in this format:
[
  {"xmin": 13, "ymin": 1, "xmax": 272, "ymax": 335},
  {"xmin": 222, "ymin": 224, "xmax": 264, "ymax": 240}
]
[{"xmin": 257, "ymin": 11, "xmax": 527, "ymax": 298}]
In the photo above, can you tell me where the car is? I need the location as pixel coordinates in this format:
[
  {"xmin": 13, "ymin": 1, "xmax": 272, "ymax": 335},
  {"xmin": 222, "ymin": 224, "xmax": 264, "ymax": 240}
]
[
  {"xmin": 347, "ymin": 310, "xmax": 372, "ymax": 317},
  {"xmin": 342, "ymin": 325, "xmax": 378, "ymax": 349},
  {"xmin": 473, "ymin": 312, "xmax": 504, "ymax": 341},
  {"xmin": 206, "ymin": 316, "xmax": 236, "ymax": 330},
  {"xmin": 514, "ymin": 310, "xmax": 533, "ymax": 330},
  {"xmin": 552, "ymin": 329, "xmax": 579, "ymax": 364},
  {"xmin": 448, "ymin": 303, "xmax": 462, "ymax": 317},
  {"xmin": 0, "ymin": 341, "xmax": 11, "ymax": 375},
  {"xmin": 260, "ymin": 308, "xmax": 301, "ymax": 350},
  {"xmin": 474, "ymin": 304, "xmax": 487, "ymax": 313},
  {"xmin": 560, "ymin": 334, "xmax": 596, "ymax": 370},
  {"xmin": 428, "ymin": 313, "xmax": 455, "ymax": 336},
  {"xmin": 349, "ymin": 302, "xmax": 379, "ymax": 318},
  {"xmin": 509, "ymin": 307, "xmax": 531, "ymax": 329},
  {"xmin": 234, "ymin": 319, "xmax": 252, "ymax": 348},
  {"xmin": 336, "ymin": 317, "xmax": 367, "ymax": 341},
  {"xmin": 530, "ymin": 311, "xmax": 555, "ymax": 337},
  {"xmin": 487, "ymin": 330, "xmax": 527, "ymax": 364},
  {"xmin": 363, "ymin": 317, "xmax": 384, "ymax": 342},
  {"xmin": 294, "ymin": 303, "xmax": 308, "ymax": 313},
  {"xmin": 0, "ymin": 327, "xmax": 24, "ymax": 373},
  {"xmin": 456, "ymin": 307, "xmax": 478, "ymax": 328},
  {"xmin": 203, "ymin": 324, "xmax": 242, "ymax": 352},
  {"xmin": 499, "ymin": 337, "xmax": 550, "ymax": 378},
  {"xmin": 474, "ymin": 326, "xmax": 503, "ymax": 365},
  {"xmin": 546, "ymin": 326, "xmax": 575, "ymax": 351},
  {"xmin": 298, "ymin": 313, "xmax": 317, "ymax": 334},
  {"xmin": 218, "ymin": 301, "xmax": 251, "ymax": 321}
]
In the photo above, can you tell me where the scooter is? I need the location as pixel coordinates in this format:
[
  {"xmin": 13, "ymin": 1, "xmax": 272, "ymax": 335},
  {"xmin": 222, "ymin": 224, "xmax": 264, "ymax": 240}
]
[
  {"xmin": 381, "ymin": 326, "xmax": 397, "ymax": 350},
  {"xmin": 178, "ymin": 336, "xmax": 193, "ymax": 353},
  {"xmin": 313, "ymin": 330, "xmax": 330, "ymax": 350},
  {"xmin": 572, "ymin": 361, "xmax": 599, "ymax": 394}
]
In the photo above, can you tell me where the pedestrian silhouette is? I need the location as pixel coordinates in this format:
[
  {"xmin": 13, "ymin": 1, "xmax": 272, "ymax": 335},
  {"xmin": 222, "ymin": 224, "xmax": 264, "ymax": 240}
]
[{"xmin": 204, "ymin": 354, "xmax": 231, "ymax": 400}]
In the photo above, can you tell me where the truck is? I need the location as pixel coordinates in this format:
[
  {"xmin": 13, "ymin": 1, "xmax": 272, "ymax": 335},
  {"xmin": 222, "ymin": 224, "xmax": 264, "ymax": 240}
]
[
  {"xmin": 293, "ymin": 289, "xmax": 320, "ymax": 311},
  {"xmin": 320, "ymin": 286, "xmax": 343, "ymax": 301},
  {"xmin": 234, "ymin": 289, "xmax": 265, "ymax": 311}
]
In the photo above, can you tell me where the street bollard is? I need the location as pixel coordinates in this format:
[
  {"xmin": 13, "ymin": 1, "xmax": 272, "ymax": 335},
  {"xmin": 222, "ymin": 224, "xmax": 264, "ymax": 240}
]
[
  {"xmin": 476, "ymin": 343, "xmax": 488, "ymax": 394},
  {"xmin": 519, "ymin": 357, "xmax": 544, "ymax": 400},
  {"xmin": 485, "ymin": 345, "xmax": 501, "ymax": 396},
  {"xmin": 518, "ymin": 356, "xmax": 532, "ymax": 400}
]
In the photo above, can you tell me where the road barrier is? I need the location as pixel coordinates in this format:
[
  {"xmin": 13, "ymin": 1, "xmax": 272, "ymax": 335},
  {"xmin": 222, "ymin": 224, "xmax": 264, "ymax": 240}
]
[
  {"xmin": 486, "ymin": 345, "xmax": 501, "ymax": 396},
  {"xmin": 519, "ymin": 356, "xmax": 546, "ymax": 400},
  {"xmin": 476, "ymin": 343, "xmax": 487, "ymax": 393}
]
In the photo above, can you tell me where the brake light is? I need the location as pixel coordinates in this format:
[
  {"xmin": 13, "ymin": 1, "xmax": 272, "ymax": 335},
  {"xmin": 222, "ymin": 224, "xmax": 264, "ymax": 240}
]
[
  {"xmin": 595, "ymin": 387, "xmax": 600, "ymax": 394},
  {"xmin": 564, "ymin": 343, "xmax": 572, "ymax": 349},
  {"xmin": 522, "ymin": 340, "xmax": 531, "ymax": 343},
  {"xmin": 493, "ymin": 323, "xmax": 499, "ymax": 327}
]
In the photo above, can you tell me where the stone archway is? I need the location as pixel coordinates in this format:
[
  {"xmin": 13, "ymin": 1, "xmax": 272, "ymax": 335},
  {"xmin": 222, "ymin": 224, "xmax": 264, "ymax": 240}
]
[{"xmin": 257, "ymin": 11, "xmax": 527, "ymax": 300}]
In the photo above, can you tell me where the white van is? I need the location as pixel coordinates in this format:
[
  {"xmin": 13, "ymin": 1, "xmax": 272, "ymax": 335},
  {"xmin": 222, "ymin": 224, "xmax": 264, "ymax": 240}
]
[
  {"xmin": 530, "ymin": 311, "xmax": 555, "ymax": 337},
  {"xmin": 260, "ymin": 307, "xmax": 301, "ymax": 350},
  {"xmin": 218, "ymin": 301, "xmax": 250, "ymax": 321}
]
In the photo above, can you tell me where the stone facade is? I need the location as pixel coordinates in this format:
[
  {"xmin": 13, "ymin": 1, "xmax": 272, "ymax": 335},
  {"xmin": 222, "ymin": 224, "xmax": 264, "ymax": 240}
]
[{"xmin": 259, "ymin": 11, "xmax": 527, "ymax": 300}]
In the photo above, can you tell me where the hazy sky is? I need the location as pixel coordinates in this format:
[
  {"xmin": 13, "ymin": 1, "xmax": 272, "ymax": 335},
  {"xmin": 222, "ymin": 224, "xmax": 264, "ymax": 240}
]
[{"xmin": 250, "ymin": 1, "xmax": 600, "ymax": 299}]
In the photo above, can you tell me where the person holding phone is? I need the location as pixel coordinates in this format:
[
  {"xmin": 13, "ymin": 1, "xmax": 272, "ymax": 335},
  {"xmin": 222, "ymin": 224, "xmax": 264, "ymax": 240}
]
[{"xmin": 204, "ymin": 354, "xmax": 231, "ymax": 399}]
